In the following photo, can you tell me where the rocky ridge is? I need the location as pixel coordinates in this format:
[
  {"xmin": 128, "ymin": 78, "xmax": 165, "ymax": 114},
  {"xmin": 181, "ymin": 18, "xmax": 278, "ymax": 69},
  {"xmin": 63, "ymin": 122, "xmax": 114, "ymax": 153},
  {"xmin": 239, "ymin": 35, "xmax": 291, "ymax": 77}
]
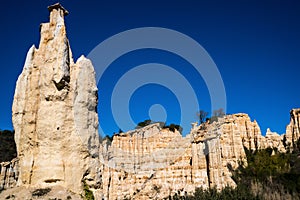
[{"xmin": 96, "ymin": 112, "xmax": 298, "ymax": 199}]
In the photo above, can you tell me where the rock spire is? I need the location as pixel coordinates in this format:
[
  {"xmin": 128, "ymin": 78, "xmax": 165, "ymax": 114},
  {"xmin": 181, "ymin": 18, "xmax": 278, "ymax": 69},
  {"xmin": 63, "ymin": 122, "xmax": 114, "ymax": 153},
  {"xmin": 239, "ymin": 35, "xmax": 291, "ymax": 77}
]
[{"xmin": 12, "ymin": 3, "xmax": 100, "ymax": 193}]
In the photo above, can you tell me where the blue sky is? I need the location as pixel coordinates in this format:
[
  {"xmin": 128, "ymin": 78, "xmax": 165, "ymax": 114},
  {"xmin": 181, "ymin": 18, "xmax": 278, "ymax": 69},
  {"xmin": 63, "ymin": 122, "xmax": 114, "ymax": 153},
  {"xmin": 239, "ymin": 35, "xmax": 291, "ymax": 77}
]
[{"xmin": 0, "ymin": 0, "xmax": 299, "ymax": 136}]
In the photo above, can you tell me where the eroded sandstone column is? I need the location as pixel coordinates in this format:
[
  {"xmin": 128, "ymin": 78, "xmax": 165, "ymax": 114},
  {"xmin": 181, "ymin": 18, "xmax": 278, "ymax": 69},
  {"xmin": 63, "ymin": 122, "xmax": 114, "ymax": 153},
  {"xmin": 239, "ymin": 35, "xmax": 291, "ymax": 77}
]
[
  {"xmin": 12, "ymin": 3, "xmax": 100, "ymax": 194},
  {"xmin": 286, "ymin": 109, "xmax": 300, "ymax": 147}
]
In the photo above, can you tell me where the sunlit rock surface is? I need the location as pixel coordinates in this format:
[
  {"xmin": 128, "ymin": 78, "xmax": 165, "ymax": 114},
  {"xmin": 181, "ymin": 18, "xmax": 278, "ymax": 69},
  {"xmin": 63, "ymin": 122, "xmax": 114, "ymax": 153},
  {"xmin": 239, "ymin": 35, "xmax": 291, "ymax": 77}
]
[
  {"xmin": 11, "ymin": 3, "xmax": 100, "ymax": 194},
  {"xmin": 1, "ymin": 3, "xmax": 299, "ymax": 200}
]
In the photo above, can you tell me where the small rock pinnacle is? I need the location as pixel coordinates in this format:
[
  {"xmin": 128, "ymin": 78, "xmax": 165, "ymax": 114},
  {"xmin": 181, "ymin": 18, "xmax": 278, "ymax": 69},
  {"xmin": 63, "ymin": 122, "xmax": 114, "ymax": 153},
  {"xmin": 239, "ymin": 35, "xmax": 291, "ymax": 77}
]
[{"xmin": 48, "ymin": 3, "xmax": 69, "ymax": 16}]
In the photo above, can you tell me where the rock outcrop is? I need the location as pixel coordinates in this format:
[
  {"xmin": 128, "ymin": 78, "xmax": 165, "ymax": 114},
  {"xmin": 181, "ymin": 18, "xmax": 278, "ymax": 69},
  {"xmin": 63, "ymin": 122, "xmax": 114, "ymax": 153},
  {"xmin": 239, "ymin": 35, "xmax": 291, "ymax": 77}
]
[
  {"xmin": 230, "ymin": 113, "xmax": 264, "ymax": 151},
  {"xmin": 264, "ymin": 128, "xmax": 286, "ymax": 152},
  {"xmin": 99, "ymin": 123, "xmax": 209, "ymax": 199},
  {"xmin": 97, "ymin": 112, "xmax": 300, "ymax": 199},
  {"xmin": 0, "ymin": 158, "xmax": 19, "ymax": 190},
  {"xmin": 97, "ymin": 117, "xmax": 248, "ymax": 199},
  {"xmin": 11, "ymin": 3, "xmax": 100, "ymax": 194},
  {"xmin": 286, "ymin": 108, "xmax": 300, "ymax": 148},
  {"xmin": 230, "ymin": 114, "xmax": 286, "ymax": 152}
]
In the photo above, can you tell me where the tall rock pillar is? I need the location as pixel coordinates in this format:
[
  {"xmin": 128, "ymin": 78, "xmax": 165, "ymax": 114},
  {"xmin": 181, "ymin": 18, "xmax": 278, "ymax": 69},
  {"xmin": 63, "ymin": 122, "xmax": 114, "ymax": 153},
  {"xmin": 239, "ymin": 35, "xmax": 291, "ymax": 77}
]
[
  {"xmin": 286, "ymin": 109, "xmax": 300, "ymax": 147},
  {"xmin": 12, "ymin": 3, "xmax": 100, "ymax": 194}
]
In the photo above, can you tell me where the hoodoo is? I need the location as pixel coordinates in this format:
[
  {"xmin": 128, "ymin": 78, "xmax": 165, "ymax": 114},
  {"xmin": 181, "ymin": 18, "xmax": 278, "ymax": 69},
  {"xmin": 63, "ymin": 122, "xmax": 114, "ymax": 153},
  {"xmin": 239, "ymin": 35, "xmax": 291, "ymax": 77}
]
[{"xmin": 12, "ymin": 3, "xmax": 100, "ymax": 193}]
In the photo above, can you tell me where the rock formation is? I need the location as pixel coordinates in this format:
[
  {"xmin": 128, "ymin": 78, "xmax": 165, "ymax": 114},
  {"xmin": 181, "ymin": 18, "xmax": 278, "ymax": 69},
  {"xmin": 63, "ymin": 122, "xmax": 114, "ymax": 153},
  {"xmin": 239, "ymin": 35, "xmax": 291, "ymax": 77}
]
[
  {"xmin": 11, "ymin": 3, "xmax": 100, "ymax": 194},
  {"xmin": 99, "ymin": 124, "xmax": 203, "ymax": 199},
  {"xmin": 286, "ymin": 108, "xmax": 300, "ymax": 148},
  {"xmin": 0, "ymin": 158, "xmax": 19, "ymax": 190},
  {"xmin": 264, "ymin": 128, "xmax": 286, "ymax": 152},
  {"xmin": 1, "ymin": 3, "xmax": 300, "ymax": 200},
  {"xmin": 96, "ymin": 112, "xmax": 300, "ymax": 199},
  {"xmin": 231, "ymin": 114, "xmax": 286, "ymax": 152},
  {"xmin": 229, "ymin": 113, "xmax": 263, "ymax": 151},
  {"xmin": 97, "ymin": 116, "xmax": 250, "ymax": 199}
]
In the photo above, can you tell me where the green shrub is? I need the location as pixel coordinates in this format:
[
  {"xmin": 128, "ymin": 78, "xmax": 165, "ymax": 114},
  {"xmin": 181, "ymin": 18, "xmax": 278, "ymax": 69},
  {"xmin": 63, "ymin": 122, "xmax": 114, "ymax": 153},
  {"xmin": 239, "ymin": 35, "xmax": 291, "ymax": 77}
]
[
  {"xmin": 83, "ymin": 181, "xmax": 94, "ymax": 200},
  {"xmin": 137, "ymin": 119, "xmax": 152, "ymax": 128},
  {"xmin": 166, "ymin": 186, "xmax": 259, "ymax": 200},
  {"xmin": 233, "ymin": 144, "xmax": 300, "ymax": 198},
  {"xmin": 163, "ymin": 123, "xmax": 183, "ymax": 134}
]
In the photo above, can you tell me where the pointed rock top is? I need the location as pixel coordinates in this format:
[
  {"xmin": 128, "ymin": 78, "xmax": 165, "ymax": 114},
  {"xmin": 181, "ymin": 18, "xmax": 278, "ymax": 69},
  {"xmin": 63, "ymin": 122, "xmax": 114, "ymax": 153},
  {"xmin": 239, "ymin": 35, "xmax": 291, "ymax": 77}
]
[{"xmin": 48, "ymin": 3, "xmax": 69, "ymax": 16}]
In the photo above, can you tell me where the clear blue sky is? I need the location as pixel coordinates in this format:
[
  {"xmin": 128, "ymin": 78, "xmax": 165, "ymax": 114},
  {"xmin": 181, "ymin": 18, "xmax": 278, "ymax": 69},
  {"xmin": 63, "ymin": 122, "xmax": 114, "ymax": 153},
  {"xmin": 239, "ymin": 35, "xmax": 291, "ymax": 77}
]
[{"xmin": 0, "ymin": 0, "xmax": 299, "ymax": 136}]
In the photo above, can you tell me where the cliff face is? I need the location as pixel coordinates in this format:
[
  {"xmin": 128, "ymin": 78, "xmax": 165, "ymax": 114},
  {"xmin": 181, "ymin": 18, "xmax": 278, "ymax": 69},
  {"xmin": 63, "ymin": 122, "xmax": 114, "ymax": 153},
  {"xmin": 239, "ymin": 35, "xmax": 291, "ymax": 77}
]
[
  {"xmin": 97, "ymin": 113, "xmax": 298, "ymax": 199},
  {"xmin": 1, "ymin": 110, "xmax": 297, "ymax": 199},
  {"xmin": 11, "ymin": 3, "xmax": 100, "ymax": 193},
  {"xmin": 98, "ymin": 124, "xmax": 207, "ymax": 199},
  {"xmin": 228, "ymin": 113, "xmax": 263, "ymax": 151},
  {"xmin": 97, "ymin": 115, "xmax": 262, "ymax": 199}
]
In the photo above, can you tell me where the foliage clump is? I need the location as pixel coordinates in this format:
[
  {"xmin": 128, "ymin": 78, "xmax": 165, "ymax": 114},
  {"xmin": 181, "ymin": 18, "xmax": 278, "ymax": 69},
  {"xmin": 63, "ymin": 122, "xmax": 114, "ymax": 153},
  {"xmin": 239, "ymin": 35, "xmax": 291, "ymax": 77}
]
[
  {"xmin": 137, "ymin": 119, "xmax": 152, "ymax": 128},
  {"xmin": 232, "ymin": 145, "xmax": 300, "ymax": 199},
  {"xmin": 163, "ymin": 123, "xmax": 183, "ymax": 134},
  {"xmin": 82, "ymin": 181, "xmax": 94, "ymax": 200},
  {"xmin": 166, "ymin": 186, "xmax": 259, "ymax": 200}
]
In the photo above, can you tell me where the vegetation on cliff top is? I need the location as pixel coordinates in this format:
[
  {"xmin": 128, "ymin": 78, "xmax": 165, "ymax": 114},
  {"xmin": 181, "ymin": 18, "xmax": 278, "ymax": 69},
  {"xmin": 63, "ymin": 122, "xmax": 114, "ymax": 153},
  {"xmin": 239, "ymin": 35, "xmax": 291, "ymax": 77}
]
[{"xmin": 135, "ymin": 119, "xmax": 183, "ymax": 134}]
